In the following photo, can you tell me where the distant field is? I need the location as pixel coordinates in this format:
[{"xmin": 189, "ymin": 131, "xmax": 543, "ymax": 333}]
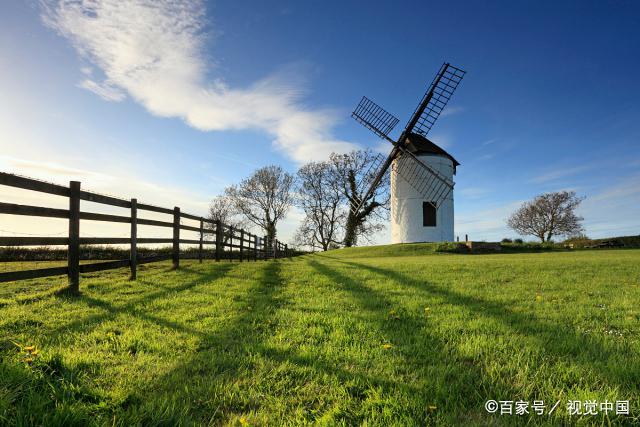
[{"xmin": 1, "ymin": 247, "xmax": 639, "ymax": 425}]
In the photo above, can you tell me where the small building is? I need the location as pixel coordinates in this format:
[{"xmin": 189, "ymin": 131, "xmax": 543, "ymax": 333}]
[{"xmin": 390, "ymin": 133, "xmax": 459, "ymax": 243}]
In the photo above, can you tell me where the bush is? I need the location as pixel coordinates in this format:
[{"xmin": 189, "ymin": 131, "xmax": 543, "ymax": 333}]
[
  {"xmin": 514, "ymin": 238, "xmax": 524, "ymax": 244},
  {"xmin": 501, "ymin": 238, "xmax": 512, "ymax": 243},
  {"xmin": 434, "ymin": 242, "xmax": 468, "ymax": 253}
]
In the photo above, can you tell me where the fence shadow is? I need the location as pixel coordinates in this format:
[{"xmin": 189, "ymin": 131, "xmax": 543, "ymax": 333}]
[
  {"xmin": 330, "ymin": 257, "xmax": 640, "ymax": 399},
  {"xmin": 110, "ymin": 260, "xmax": 290, "ymax": 424},
  {"xmin": 303, "ymin": 257, "xmax": 517, "ymax": 423},
  {"xmin": 44, "ymin": 263, "xmax": 238, "ymax": 339}
]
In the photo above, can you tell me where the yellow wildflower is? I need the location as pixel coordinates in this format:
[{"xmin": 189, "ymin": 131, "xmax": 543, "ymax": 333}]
[{"xmin": 381, "ymin": 343, "xmax": 393, "ymax": 349}]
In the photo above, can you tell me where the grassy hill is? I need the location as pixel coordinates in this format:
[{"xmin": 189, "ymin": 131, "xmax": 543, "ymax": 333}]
[{"xmin": 1, "ymin": 247, "xmax": 640, "ymax": 425}]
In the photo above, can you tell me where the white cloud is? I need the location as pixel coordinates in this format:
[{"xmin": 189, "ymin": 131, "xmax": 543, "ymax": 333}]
[
  {"xmin": 530, "ymin": 164, "xmax": 594, "ymax": 184},
  {"xmin": 459, "ymin": 187, "xmax": 491, "ymax": 199},
  {"xmin": 40, "ymin": 0, "xmax": 358, "ymax": 163},
  {"xmin": 78, "ymin": 79, "xmax": 126, "ymax": 101},
  {"xmin": 439, "ymin": 106, "xmax": 464, "ymax": 118},
  {"xmin": 455, "ymin": 201, "xmax": 523, "ymax": 241},
  {"xmin": 428, "ymin": 132, "xmax": 452, "ymax": 149}
]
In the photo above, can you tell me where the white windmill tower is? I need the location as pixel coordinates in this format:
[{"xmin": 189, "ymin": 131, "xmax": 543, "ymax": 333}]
[{"xmin": 350, "ymin": 63, "xmax": 465, "ymax": 243}]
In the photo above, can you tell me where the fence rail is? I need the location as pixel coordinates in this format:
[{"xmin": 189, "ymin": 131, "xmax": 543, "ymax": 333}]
[{"xmin": 0, "ymin": 172, "xmax": 292, "ymax": 291}]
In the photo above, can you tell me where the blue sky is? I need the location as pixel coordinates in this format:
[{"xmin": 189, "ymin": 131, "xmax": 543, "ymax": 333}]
[{"xmin": 1, "ymin": 0, "xmax": 639, "ymax": 243}]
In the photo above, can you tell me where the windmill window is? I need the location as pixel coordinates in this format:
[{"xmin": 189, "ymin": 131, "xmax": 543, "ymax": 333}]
[{"xmin": 423, "ymin": 202, "xmax": 437, "ymax": 227}]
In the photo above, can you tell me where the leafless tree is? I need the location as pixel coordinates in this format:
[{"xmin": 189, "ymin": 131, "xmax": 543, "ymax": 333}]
[
  {"xmin": 507, "ymin": 191, "xmax": 585, "ymax": 242},
  {"xmin": 295, "ymin": 161, "xmax": 346, "ymax": 251},
  {"xmin": 206, "ymin": 195, "xmax": 248, "ymax": 241},
  {"xmin": 329, "ymin": 150, "xmax": 389, "ymax": 247},
  {"xmin": 225, "ymin": 165, "xmax": 294, "ymax": 241}
]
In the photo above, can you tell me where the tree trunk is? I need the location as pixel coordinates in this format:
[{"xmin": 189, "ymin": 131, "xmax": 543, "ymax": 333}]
[
  {"xmin": 266, "ymin": 222, "xmax": 277, "ymax": 242},
  {"xmin": 343, "ymin": 213, "xmax": 358, "ymax": 247}
]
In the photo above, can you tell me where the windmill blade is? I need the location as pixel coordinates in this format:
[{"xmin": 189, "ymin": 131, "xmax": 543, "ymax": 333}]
[
  {"xmin": 403, "ymin": 63, "xmax": 466, "ymax": 138},
  {"xmin": 352, "ymin": 96, "xmax": 399, "ymax": 141},
  {"xmin": 350, "ymin": 147, "xmax": 399, "ymax": 214},
  {"xmin": 392, "ymin": 147, "xmax": 454, "ymax": 207},
  {"xmin": 349, "ymin": 151, "xmax": 387, "ymax": 212}
]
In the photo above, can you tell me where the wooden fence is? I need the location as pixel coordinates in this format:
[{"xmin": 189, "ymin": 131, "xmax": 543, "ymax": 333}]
[{"xmin": 0, "ymin": 172, "xmax": 292, "ymax": 292}]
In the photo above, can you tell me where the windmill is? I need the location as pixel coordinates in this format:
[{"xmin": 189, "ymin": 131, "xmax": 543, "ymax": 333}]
[{"xmin": 351, "ymin": 62, "xmax": 466, "ymax": 243}]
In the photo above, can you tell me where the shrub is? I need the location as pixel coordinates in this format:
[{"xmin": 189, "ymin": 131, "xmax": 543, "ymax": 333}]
[
  {"xmin": 514, "ymin": 238, "xmax": 524, "ymax": 244},
  {"xmin": 501, "ymin": 238, "xmax": 512, "ymax": 243}
]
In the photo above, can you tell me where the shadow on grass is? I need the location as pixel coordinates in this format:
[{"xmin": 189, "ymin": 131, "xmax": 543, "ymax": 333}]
[
  {"xmin": 44, "ymin": 263, "xmax": 238, "ymax": 338},
  {"xmin": 331, "ymin": 256, "xmax": 640, "ymax": 399},
  {"xmin": 0, "ymin": 352, "xmax": 101, "ymax": 425},
  {"xmin": 304, "ymin": 258, "xmax": 516, "ymax": 424},
  {"xmin": 112, "ymin": 260, "xmax": 289, "ymax": 424},
  {"xmin": 126, "ymin": 259, "xmax": 436, "ymax": 425},
  {"xmin": 1, "ymin": 262, "xmax": 241, "ymax": 425}
]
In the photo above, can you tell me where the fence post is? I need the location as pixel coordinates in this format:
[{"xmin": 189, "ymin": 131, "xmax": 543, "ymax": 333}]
[
  {"xmin": 229, "ymin": 226, "xmax": 234, "ymax": 261},
  {"xmin": 285, "ymin": 243, "xmax": 288, "ymax": 258},
  {"xmin": 68, "ymin": 181, "xmax": 80, "ymax": 293},
  {"xmin": 239, "ymin": 229, "xmax": 244, "ymax": 262},
  {"xmin": 130, "ymin": 198, "xmax": 137, "ymax": 280},
  {"xmin": 172, "ymin": 206, "xmax": 180, "ymax": 269},
  {"xmin": 254, "ymin": 235, "xmax": 258, "ymax": 261},
  {"xmin": 215, "ymin": 220, "xmax": 222, "ymax": 261},
  {"xmin": 198, "ymin": 218, "xmax": 204, "ymax": 263}
]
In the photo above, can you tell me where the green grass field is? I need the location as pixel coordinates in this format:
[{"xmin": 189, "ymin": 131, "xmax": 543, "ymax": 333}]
[{"xmin": 1, "ymin": 247, "xmax": 640, "ymax": 425}]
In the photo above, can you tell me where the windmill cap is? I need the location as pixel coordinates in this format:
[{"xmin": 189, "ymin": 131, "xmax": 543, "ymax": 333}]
[{"xmin": 404, "ymin": 132, "xmax": 460, "ymax": 171}]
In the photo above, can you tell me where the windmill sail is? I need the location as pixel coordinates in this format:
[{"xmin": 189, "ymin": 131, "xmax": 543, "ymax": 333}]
[
  {"xmin": 352, "ymin": 96, "xmax": 399, "ymax": 141},
  {"xmin": 403, "ymin": 63, "xmax": 466, "ymax": 137},
  {"xmin": 348, "ymin": 151, "xmax": 386, "ymax": 209},
  {"xmin": 349, "ymin": 62, "xmax": 465, "ymax": 215},
  {"xmin": 392, "ymin": 148, "xmax": 454, "ymax": 207}
]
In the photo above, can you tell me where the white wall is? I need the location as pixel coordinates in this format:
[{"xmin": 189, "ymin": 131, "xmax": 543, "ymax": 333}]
[{"xmin": 390, "ymin": 154, "xmax": 455, "ymax": 243}]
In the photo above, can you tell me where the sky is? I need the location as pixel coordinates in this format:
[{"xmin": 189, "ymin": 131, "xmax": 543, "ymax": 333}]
[{"xmin": 1, "ymin": 0, "xmax": 639, "ymax": 245}]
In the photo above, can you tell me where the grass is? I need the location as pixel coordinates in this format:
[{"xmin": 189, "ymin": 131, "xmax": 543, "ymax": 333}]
[{"xmin": 1, "ymin": 246, "xmax": 640, "ymax": 425}]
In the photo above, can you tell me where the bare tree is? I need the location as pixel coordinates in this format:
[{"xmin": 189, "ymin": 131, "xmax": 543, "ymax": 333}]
[
  {"xmin": 507, "ymin": 191, "xmax": 585, "ymax": 242},
  {"xmin": 206, "ymin": 195, "xmax": 248, "ymax": 241},
  {"xmin": 295, "ymin": 161, "xmax": 345, "ymax": 251},
  {"xmin": 225, "ymin": 165, "xmax": 294, "ymax": 241},
  {"xmin": 329, "ymin": 150, "xmax": 389, "ymax": 247}
]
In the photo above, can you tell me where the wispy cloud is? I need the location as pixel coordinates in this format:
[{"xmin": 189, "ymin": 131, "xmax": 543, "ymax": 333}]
[
  {"xmin": 459, "ymin": 187, "xmax": 492, "ymax": 199},
  {"xmin": 529, "ymin": 164, "xmax": 594, "ymax": 184},
  {"xmin": 77, "ymin": 78, "xmax": 126, "ymax": 102},
  {"xmin": 578, "ymin": 173, "xmax": 640, "ymax": 237},
  {"xmin": 2, "ymin": 156, "xmax": 113, "ymax": 180},
  {"xmin": 428, "ymin": 133, "xmax": 452, "ymax": 149},
  {"xmin": 40, "ymin": 0, "xmax": 358, "ymax": 163},
  {"xmin": 455, "ymin": 201, "xmax": 523, "ymax": 241},
  {"xmin": 439, "ymin": 106, "xmax": 464, "ymax": 118}
]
